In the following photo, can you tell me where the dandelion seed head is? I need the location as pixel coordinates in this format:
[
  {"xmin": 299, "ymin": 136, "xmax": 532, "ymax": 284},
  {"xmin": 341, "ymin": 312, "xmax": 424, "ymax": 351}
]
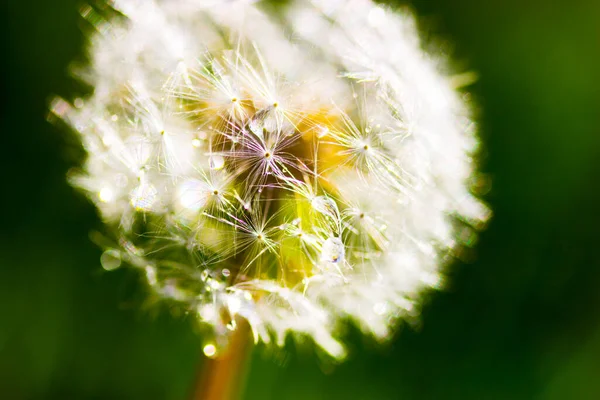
[{"xmin": 56, "ymin": 0, "xmax": 489, "ymax": 359}]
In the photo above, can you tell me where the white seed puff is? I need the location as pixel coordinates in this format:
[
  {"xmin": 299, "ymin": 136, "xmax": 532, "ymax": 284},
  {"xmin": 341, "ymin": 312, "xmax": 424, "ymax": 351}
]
[{"xmin": 52, "ymin": 0, "xmax": 490, "ymax": 359}]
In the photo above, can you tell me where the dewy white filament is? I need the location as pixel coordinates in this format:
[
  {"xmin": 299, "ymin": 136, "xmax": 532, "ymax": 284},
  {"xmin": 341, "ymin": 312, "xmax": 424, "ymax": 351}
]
[{"xmin": 51, "ymin": 0, "xmax": 490, "ymax": 359}]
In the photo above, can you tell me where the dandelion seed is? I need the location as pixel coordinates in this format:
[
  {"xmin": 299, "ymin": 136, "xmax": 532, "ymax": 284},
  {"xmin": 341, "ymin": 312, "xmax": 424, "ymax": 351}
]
[{"xmin": 130, "ymin": 182, "xmax": 158, "ymax": 211}]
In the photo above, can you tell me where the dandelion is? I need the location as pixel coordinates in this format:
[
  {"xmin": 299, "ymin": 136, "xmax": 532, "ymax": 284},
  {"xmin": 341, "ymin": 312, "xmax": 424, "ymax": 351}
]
[{"xmin": 52, "ymin": 0, "xmax": 489, "ymax": 370}]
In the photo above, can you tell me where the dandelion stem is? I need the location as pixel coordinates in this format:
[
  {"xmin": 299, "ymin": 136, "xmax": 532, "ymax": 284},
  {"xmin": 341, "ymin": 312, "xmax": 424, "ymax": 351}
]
[{"xmin": 192, "ymin": 319, "xmax": 253, "ymax": 400}]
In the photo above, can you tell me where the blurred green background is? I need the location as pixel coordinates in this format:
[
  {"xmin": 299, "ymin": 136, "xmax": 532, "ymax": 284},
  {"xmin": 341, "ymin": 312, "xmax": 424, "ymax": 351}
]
[{"xmin": 1, "ymin": 0, "xmax": 600, "ymax": 399}]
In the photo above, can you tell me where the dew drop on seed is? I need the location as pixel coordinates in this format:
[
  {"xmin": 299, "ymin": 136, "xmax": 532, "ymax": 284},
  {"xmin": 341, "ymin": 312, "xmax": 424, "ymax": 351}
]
[
  {"xmin": 209, "ymin": 154, "xmax": 225, "ymax": 170},
  {"xmin": 98, "ymin": 187, "xmax": 114, "ymax": 203},
  {"xmin": 203, "ymin": 343, "xmax": 217, "ymax": 358},
  {"xmin": 130, "ymin": 183, "xmax": 158, "ymax": 211},
  {"xmin": 100, "ymin": 249, "xmax": 121, "ymax": 271},
  {"xmin": 312, "ymin": 196, "xmax": 339, "ymax": 219},
  {"xmin": 197, "ymin": 130, "xmax": 207, "ymax": 140},
  {"xmin": 321, "ymin": 237, "xmax": 345, "ymax": 264}
]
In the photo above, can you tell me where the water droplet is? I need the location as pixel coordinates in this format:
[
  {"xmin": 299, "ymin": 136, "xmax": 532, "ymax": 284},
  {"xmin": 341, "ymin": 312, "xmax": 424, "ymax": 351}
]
[
  {"xmin": 98, "ymin": 187, "xmax": 114, "ymax": 203},
  {"xmin": 222, "ymin": 269, "xmax": 230, "ymax": 277},
  {"xmin": 203, "ymin": 343, "xmax": 217, "ymax": 358},
  {"xmin": 209, "ymin": 155, "xmax": 225, "ymax": 170},
  {"xmin": 100, "ymin": 249, "xmax": 121, "ymax": 271},
  {"xmin": 197, "ymin": 130, "xmax": 207, "ymax": 140},
  {"xmin": 248, "ymin": 117, "xmax": 263, "ymax": 137},
  {"xmin": 312, "ymin": 196, "xmax": 339, "ymax": 219},
  {"xmin": 321, "ymin": 237, "xmax": 345, "ymax": 264},
  {"xmin": 130, "ymin": 183, "xmax": 158, "ymax": 211}
]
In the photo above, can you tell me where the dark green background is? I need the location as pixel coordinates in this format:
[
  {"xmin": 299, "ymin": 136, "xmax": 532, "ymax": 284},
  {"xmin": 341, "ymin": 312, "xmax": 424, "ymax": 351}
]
[{"xmin": 1, "ymin": 0, "xmax": 600, "ymax": 398}]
